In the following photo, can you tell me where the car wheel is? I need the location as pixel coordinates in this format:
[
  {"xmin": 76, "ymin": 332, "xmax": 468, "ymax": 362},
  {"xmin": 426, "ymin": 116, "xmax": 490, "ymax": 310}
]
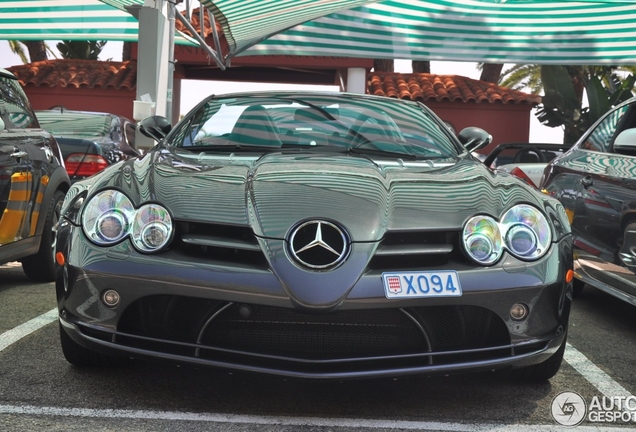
[
  {"xmin": 21, "ymin": 190, "xmax": 65, "ymax": 282},
  {"xmin": 59, "ymin": 323, "xmax": 131, "ymax": 367},
  {"xmin": 512, "ymin": 334, "xmax": 567, "ymax": 381}
]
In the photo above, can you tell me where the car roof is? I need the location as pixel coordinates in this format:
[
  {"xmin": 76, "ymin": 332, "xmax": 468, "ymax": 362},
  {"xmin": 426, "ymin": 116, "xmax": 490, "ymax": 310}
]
[
  {"xmin": 0, "ymin": 68, "xmax": 17, "ymax": 80},
  {"xmin": 36, "ymin": 108, "xmax": 117, "ymax": 118}
]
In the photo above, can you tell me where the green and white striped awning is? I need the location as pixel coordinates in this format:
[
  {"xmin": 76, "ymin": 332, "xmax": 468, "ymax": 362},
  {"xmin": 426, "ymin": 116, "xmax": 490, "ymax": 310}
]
[
  {"xmin": 5, "ymin": 1, "xmax": 636, "ymax": 66},
  {"xmin": 0, "ymin": 0, "xmax": 196, "ymax": 45},
  {"xmin": 244, "ymin": 1, "xmax": 636, "ymax": 65},
  {"xmin": 203, "ymin": 0, "xmax": 636, "ymax": 66}
]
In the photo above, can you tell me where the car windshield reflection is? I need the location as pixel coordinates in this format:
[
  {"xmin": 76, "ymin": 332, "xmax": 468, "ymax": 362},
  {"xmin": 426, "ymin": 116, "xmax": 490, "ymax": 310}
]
[{"xmin": 166, "ymin": 94, "xmax": 461, "ymax": 160}]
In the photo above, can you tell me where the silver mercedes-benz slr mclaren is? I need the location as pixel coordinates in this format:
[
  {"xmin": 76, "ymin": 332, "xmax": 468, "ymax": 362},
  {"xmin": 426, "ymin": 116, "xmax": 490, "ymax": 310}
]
[{"xmin": 55, "ymin": 91, "xmax": 573, "ymax": 381}]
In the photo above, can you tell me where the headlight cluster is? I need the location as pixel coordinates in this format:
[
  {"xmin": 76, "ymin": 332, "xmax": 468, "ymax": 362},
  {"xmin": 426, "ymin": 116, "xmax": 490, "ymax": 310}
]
[
  {"xmin": 82, "ymin": 190, "xmax": 173, "ymax": 253},
  {"xmin": 462, "ymin": 204, "xmax": 551, "ymax": 265}
]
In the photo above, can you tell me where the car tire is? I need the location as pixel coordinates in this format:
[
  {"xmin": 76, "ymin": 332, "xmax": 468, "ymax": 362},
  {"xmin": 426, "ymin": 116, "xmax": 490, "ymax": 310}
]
[
  {"xmin": 572, "ymin": 278, "xmax": 585, "ymax": 297},
  {"xmin": 21, "ymin": 190, "xmax": 65, "ymax": 282},
  {"xmin": 59, "ymin": 323, "xmax": 131, "ymax": 367},
  {"xmin": 512, "ymin": 334, "xmax": 567, "ymax": 381}
]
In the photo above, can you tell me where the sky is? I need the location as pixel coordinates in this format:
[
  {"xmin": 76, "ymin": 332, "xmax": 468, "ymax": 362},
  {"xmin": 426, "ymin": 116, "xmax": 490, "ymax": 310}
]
[{"xmin": 0, "ymin": 40, "xmax": 563, "ymax": 143}]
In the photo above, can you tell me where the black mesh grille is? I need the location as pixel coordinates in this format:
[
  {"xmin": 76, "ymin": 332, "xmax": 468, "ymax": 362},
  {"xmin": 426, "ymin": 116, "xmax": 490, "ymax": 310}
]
[
  {"xmin": 118, "ymin": 295, "xmax": 224, "ymax": 343},
  {"xmin": 200, "ymin": 305, "xmax": 423, "ymax": 358},
  {"xmin": 116, "ymin": 296, "xmax": 510, "ymax": 363}
]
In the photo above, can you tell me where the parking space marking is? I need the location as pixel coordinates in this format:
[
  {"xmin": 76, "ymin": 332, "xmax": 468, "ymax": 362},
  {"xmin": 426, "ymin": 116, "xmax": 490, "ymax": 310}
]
[
  {"xmin": 0, "ymin": 308, "xmax": 57, "ymax": 352},
  {"xmin": 0, "ymin": 404, "xmax": 630, "ymax": 431},
  {"xmin": 1, "ymin": 311, "xmax": 635, "ymax": 428},
  {"xmin": 565, "ymin": 342, "xmax": 636, "ymax": 412}
]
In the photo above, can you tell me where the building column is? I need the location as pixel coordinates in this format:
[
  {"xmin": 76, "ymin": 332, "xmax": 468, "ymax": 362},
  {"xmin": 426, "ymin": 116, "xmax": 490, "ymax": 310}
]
[
  {"xmin": 133, "ymin": 1, "xmax": 171, "ymax": 151},
  {"xmin": 346, "ymin": 68, "xmax": 367, "ymax": 94}
]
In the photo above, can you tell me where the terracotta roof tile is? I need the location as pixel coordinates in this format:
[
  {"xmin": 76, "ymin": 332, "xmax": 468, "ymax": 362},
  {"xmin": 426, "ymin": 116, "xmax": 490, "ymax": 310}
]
[
  {"xmin": 175, "ymin": 7, "xmax": 230, "ymax": 54},
  {"xmin": 7, "ymin": 59, "xmax": 137, "ymax": 90},
  {"xmin": 175, "ymin": 7, "xmax": 219, "ymax": 38},
  {"xmin": 8, "ymin": 61, "xmax": 541, "ymax": 106},
  {"xmin": 369, "ymin": 72, "xmax": 541, "ymax": 105}
]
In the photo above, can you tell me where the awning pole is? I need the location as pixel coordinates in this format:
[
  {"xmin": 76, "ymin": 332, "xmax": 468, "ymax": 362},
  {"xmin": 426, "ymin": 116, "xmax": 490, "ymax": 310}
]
[
  {"xmin": 167, "ymin": 1, "xmax": 175, "ymax": 124},
  {"xmin": 174, "ymin": 12, "xmax": 225, "ymax": 70}
]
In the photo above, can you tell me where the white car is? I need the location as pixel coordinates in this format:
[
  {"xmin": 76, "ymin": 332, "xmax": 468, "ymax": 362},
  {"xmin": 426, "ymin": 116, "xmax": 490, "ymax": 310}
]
[{"xmin": 482, "ymin": 143, "xmax": 570, "ymax": 188}]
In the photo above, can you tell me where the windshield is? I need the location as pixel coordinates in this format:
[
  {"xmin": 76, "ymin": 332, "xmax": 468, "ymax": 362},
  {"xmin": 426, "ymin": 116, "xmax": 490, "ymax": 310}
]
[{"xmin": 166, "ymin": 94, "xmax": 461, "ymax": 160}]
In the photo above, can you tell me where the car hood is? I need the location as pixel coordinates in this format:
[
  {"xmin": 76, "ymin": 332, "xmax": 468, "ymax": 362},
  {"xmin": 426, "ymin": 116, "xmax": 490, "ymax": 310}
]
[{"xmin": 79, "ymin": 148, "xmax": 557, "ymax": 242}]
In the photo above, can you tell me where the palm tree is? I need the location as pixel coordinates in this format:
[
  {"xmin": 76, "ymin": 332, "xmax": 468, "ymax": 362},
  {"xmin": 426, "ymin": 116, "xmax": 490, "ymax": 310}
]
[
  {"xmin": 498, "ymin": 64, "xmax": 542, "ymax": 93},
  {"xmin": 478, "ymin": 63, "xmax": 503, "ymax": 83},
  {"xmin": 56, "ymin": 40, "xmax": 107, "ymax": 60},
  {"xmin": 477, "ymin": 63, "xmax": 636, "ymax": 144},
  {"xmin": 122, "ymin": 42, "xmax": 133, "ymax": 61},
  {"xmin": 373, "ymin": 59, "xmax": 394, "ymax": 72},
  {"xmin": 8, "ymin": 41, "xmax": 29, "ymax": 63},
  {"xmin": 8, "ymin": 40, "xmax": 51, "ymax": 63},
  {"xmin": 538, "ymin": 65, "xmax": 635, "ymax": 144},
  {"xmin": 412, "ymin": 60, "xmax": 430, "ymax": 73}
]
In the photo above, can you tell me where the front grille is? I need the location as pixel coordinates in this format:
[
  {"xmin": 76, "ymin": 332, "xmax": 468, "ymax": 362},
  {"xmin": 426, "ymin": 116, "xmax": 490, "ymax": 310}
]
[
  {"xmin": 368, "ymin": 230, "xmax": 469, "ymax": 270},
  {"xmin": 167, "ymin": 224, "xmax": 470, "ymax": 272},
  {"xmin": 200, "ymin": 305, "xmax": 424, "ymax": 358},
  {"xmin": 109, "ymin": 295, "xmax": 518, "ymax": 375},
  {"xmin": 170, "ymin": 221, "xmax": 268, "ymax": 268}
]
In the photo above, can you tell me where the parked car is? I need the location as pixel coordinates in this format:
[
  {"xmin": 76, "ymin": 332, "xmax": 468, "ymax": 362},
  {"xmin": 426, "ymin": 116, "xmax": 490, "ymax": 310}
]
[
  {"xmin": 35, "ymin": 109, "xmax": 139, "ymax": 182},
  {"xmin": 56, "ymin": 91, "xmax": 573, "ymax": 381},
  {"xmin": 0, "ymin": 69, "xmax": 70, "ymax": 281},
  {"xmin": 483, "ymin": 142, "xmax": 570, "ymax": 188},
  {"xmin": 541, "ymin": 96, "xmax": 636, "ymax": 302}
]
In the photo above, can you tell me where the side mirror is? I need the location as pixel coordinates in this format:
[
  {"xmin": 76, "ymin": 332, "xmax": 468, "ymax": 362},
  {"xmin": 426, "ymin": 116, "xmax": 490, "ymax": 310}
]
[
  {"xmin": 139, "ymin": 115, "xmax": 172, "ymax": 142},
  {"xmin": 614, "ymin": 129, "xmax": 636, "ymax": 156},
  {"xmin": 458, "ymin": 127, "xmax": 493, "ymax": 152}
]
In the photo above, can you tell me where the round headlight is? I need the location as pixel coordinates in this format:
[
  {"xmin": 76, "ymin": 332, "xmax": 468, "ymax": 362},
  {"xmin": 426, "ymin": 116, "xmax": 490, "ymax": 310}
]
[
  {"xmin": 81, "ymin": 190, "xmax": 173, "ymax": 253},
  {"xmin": 462, "ymin": 216, "xmax": 503, "ymax": 265},
  {"xmin": 96, "ymin": 212, "xmax": 128, "ymax": 242},
  {"xmin": 501, "ymin": 204, "xmax": 551, "ymax": 260},
  {"xmin": 131, "ymin": 204, "xmax": 173, "ymax": 252},
  {"xmin": 506, "ymin": 224, "xmax": 538, "ymax": 256},
  {"xmin": 82, "ymin": 190, "xmax": 134, "ymax": 245}
]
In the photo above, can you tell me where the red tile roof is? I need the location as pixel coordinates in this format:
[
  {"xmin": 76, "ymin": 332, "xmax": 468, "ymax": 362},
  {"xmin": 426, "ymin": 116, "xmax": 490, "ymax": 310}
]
[
  {"xmin": 7, "ymin": 61, "xmax": 540, "ymax": 107},
  {"xmin": 176, "ymin": 7, "xmax": 218, "ymax": 38},
  {"xmin": 369, "ymin": 72, "xmax": 541, "ymax": 105},
  {"xmin": 7, "ymin": 59, "xmax": 137, "ymax": 90}
]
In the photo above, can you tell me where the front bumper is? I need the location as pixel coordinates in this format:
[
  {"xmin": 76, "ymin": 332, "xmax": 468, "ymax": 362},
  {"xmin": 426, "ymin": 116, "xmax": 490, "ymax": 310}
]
[{"xmin": 56, "ymin": 225, "xmax": 572, "ymax": 379}]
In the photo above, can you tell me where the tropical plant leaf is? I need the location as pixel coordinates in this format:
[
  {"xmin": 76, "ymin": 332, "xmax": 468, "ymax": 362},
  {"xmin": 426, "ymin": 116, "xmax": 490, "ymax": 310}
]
[
  {"xmin": 586, "ymin": 75, "xmax": 610, "ymax": 123},
  {"xmin": 541, "ymin": 66, "xmax": 579, "ymax": 113}
]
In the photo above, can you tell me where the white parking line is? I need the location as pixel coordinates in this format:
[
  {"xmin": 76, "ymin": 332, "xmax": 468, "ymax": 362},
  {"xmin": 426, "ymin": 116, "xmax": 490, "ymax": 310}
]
[
  {"xmin": 565, "ymin": 342, "xmax": 636, "ymax": 412},
  {"xmin": 0, "ymin": 404, "xmax": 628, "ymax": 431},
  {"xmin": 0, "ymin": 308, "xmax": 57, "ymax": 352},
  {"xmin": 0, "ymin": 310, "xmax": 634, "ymax": 429}
]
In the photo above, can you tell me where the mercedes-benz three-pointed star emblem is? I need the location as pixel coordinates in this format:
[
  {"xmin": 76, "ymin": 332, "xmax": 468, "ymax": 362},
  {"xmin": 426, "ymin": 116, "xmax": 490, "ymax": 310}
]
[{"xmin": 288, "ymin": 220, "xmax": 350, "ymax": 269}]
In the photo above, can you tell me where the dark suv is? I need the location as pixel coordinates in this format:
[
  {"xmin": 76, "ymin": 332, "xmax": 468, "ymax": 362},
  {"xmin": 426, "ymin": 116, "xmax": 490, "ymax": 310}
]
[{"xmin": 0, "ymin": 68, "xmax": 70, "ymax": 281}]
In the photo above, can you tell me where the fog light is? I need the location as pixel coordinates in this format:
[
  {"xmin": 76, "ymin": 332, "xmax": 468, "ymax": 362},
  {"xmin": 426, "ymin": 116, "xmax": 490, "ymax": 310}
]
[
  {"xmin": 102, "ymin": 290, "xmax": 120, "ymax": 307},
  {"xmin": 510, "ymin": 303, "xmax": 528, "ymax": 321}
]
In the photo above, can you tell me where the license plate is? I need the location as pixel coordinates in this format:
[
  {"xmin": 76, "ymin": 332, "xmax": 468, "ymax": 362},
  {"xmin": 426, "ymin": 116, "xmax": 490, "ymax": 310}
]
[{"xmin": 382, "ymin": 271, "xmax": 462, "ymax": 299}]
